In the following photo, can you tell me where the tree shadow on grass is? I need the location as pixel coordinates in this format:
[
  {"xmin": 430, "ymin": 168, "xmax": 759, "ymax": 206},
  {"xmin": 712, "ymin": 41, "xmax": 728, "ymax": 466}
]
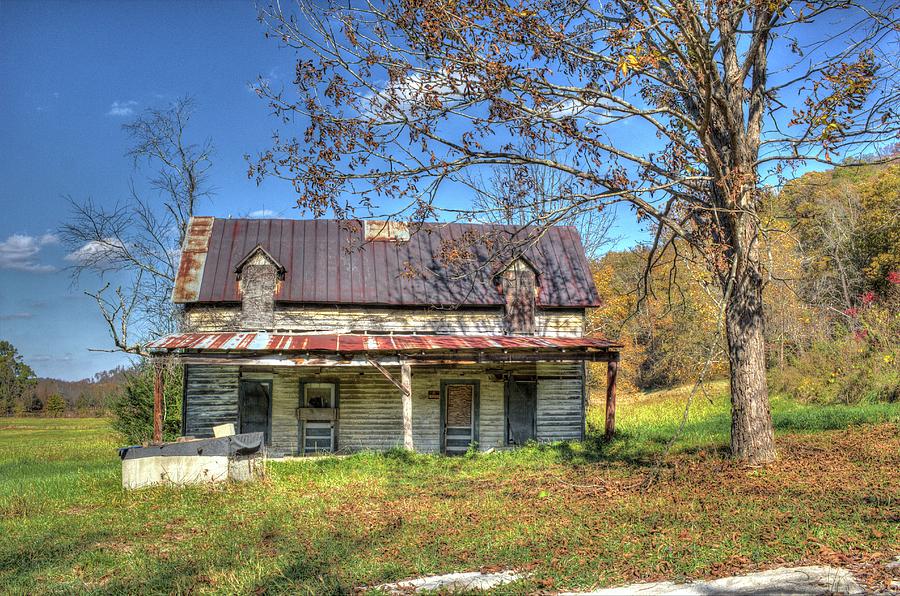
[
  {"xmin": 771, "ymin": 401, "xmax": 900, "ymax": 432},
  {"xmin": 0, "ymin": 526, "xmax": 111, "ymax": 588},
  {"xmin": 248, "ymin": 510, "xmax": 415, "ymax": 593},
  {"xmin": 97, "ymin": 558, "xmax": 208, "ymax": 594},
  {"xmin": 542, "ymin": 412, "xmax": 733, "ymax": 468}
]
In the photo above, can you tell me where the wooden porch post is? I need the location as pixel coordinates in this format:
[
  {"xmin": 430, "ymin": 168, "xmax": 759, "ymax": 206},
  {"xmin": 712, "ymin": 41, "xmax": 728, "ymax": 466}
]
[
  {"xmin": 605, "ymin": 354, "xmax": 619, "ymax": 441},
  {"xmin": 401, "ymin": 361, "xmax": 413, "ymax": 450},
  {"xmin": 152, "ymin": 359, "xmax": 164, "ymax": 444}
]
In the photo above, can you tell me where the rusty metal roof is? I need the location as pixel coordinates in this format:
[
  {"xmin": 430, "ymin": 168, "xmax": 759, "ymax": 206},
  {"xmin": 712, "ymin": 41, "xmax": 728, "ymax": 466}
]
[
  {"xmin": 173, "ymin": 218, "xmax": 601, "ymax": 307},
  {"xmin": 172, "ymin": 216, "xmax": 214, "ymax": 302},
  {"xmin": 147, "ymin": 332, "xmax": 621, "ymax": 353}
]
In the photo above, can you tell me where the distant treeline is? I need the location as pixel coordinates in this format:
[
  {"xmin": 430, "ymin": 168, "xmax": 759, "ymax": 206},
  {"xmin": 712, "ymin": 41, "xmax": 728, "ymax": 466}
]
[
  {"xmin": 30, "ymin": 367, "xmax": 130, "ymax": 415},
  {"xmin": 0, "ymin": 342, "xmax": 130, "ymax": 417}
]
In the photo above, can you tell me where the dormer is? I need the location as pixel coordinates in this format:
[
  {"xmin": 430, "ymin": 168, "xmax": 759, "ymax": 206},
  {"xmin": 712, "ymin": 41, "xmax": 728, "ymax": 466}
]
[
  {"xmin": 496, "ymin": 256, "xmax": 540, "ymax": 335},
  {"xmin": 235, "ymin": 245, "xmax": 285, "ymax": 330}
]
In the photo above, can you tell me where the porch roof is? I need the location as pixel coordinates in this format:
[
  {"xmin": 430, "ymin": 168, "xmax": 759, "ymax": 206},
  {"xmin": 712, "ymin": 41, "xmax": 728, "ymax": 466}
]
[{"xmin": 147, "ymin": 332, "xmax": 621, "ymax": 355}]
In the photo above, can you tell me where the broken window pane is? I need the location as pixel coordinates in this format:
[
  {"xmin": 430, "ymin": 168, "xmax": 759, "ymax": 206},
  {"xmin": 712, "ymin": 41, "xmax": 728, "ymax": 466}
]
[{"xmin": 304, "ymin": 383, "xmax": 334, "ymax": 408}]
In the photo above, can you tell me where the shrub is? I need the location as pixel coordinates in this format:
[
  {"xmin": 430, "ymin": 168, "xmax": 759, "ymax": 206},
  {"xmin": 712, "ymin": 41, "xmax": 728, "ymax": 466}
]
[
  {"xmin": 771, "ymin": 275, "xmax": 900, "ymax": 404},
  {"xmin": 43, "ymin": 394, "xmax": 66, "ymax": 418},
  {"xmin": 110, "ymin": 361, "xmax": 183, "ymax": 444}
]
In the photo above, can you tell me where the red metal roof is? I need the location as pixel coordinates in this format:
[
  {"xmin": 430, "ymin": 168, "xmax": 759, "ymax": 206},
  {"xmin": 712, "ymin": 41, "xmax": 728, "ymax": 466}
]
[
  {"xmin": 173, "ymin": 218, "xmax": 601, "ymax": 307},
  {"xmin": 147, "ymin": 333, "xmax": 621, "ymax": 353}
]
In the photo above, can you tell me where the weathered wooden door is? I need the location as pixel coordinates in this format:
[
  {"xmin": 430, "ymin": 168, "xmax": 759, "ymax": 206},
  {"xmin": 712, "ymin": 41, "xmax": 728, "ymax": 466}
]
[
  {"xmin": 239, "ymin": 380, "xmax": 271, "ymax": 443},
  {"xmin": 442, "ymin": 382, "xmax": 479, "ymax": 455},
  {"xmin": 506, "ymin": 379, "xmax": 536, "ymax": 445}
]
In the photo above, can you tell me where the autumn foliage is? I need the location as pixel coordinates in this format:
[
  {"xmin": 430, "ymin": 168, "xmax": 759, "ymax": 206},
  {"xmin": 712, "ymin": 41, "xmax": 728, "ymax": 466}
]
[{"xmin": 589, "ymin": 158, "xmax": 900, "ymax": 404}]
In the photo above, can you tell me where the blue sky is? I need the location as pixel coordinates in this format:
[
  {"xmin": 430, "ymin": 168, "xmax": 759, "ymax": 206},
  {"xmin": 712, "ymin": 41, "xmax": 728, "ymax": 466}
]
[
  {"xmin": 1, "ymin": 1, "xmax": 859, "ymax": 380},
  {"xmin": 0, "ymin": 1, "xmax": 650, "ymax": 380},
  {"xmin": 0, "ymin": 1, "xmax": 302, "ymax": 379}
]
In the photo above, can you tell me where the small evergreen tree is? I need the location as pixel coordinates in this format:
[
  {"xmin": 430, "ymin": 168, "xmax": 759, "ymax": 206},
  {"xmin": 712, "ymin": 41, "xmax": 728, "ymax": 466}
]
[
  {"xmin": 111, "ymin": 361, "xmax": 182, "ymax": 444},
  {"xmin": 44, "ymin": 394, "xmax": 66, "ymax": 418}
]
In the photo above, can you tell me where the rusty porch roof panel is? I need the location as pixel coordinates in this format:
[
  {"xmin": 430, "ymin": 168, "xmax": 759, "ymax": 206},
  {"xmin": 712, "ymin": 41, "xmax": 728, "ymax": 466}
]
[
  {"xmin": 174, "ymin": 218, "xmax": 601, "ymax": 307},
  {"xmin": 146, "ymin": 332, "xmax": 622, "ymax": 353}
]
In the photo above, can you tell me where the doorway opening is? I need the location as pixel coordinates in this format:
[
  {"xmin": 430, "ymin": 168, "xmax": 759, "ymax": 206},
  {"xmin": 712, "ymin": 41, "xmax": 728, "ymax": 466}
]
[
  {"xmin": 506, "ymin": 378, "xmax": 536, "ymax": 445},
  {"xmin": 239, "ymin": 379, "xmax": 272, "ymax": 444}
]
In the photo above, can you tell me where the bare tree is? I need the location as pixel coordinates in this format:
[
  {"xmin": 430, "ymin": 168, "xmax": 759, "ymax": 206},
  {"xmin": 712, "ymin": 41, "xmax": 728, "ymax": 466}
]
[
  {"xmin": 465, "ymin": 153, "xmax": 617, "ymax": 259},
  {"xmin": 250, "ymin": 0, "xmax": 898, "ymax": 463},
  {"xmin": 61, "ymin": 97, "xmax": 213, "ymax": 355}
]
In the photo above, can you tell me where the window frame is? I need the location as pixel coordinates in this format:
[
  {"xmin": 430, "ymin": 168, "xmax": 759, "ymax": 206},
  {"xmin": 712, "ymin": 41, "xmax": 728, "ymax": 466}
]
[
  {"xmin": 439, "ymin": 379, "xmax": 481, "ymax": 454},
  {"xmin": 298, "ymin": 379, "xmax": 340, "ymax": 454}
]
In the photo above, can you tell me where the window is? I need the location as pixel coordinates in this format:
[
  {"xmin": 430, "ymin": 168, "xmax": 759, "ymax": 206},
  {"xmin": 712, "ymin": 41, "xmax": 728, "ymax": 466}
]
[
  {"xmin": 301, "ymin": 382, "xmax": 337, "ymax": 455},
  {"xmin": 304, "ymin": 383, "xmax": 335, "ymax": 408}
]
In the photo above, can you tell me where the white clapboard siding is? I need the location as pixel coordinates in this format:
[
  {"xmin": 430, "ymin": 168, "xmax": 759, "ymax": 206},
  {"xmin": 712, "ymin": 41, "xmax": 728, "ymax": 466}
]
[
  {"xmin": 336, "ymin": 371, "xmax": 404, "ymax": 452},
  {"xmin": 536, "ymin": 362, "xmax": 584, "ymax": 442},
  {"xmin": 270, "ymin": 371, "xmax": 300, "ymax": 456},
  {"xmin": 185, "ymin": 361, "xmax": 584, "ymax": 455},
  {"xmin": 411, "ymin": 374, "xmax": 441, "ymax": 452},
  {"xmin": 479, "ymin": 378, "xmax": 505, "ymax": 449},
  {"xmin": 184, "ymin": 305, "xmax": 585, "ymax": 337}
]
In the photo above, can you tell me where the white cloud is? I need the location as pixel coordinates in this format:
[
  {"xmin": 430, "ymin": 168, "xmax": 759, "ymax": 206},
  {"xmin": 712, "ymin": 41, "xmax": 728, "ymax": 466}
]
[
  {"xmin": 0, "ymin": 233, "xmax": 58, "ymax": 273},
  {"xmin": 248, "ymin": 209, "xmax": 276, "ymax": 218},
  {"xmin": 364, "ymin": 72, "xmax": 613, "ymax": 125},
  {"xmin": 64, "ymin": 238, "xmax": 125, "ymax": 264},
  {"xmin": 364, "ymin": 70, "xmax": 478, "ymax": 119},
  {"xmin": 0, "ymin": 312, "xmax": 33, "ymax": 321},
  {"xmin": 31, "ymin": 353, "xmax": 73, "ymax": 363},
  {"xmin": 107, "ymin": 100, "xmax": 138, "ymax": 117}
]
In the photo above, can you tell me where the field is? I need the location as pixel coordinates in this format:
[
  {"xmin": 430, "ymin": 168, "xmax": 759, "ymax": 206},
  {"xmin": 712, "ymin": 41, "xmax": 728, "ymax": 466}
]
[{"xmin": 1, "ymin": 382, "xmax": 899, "ymax": 594}]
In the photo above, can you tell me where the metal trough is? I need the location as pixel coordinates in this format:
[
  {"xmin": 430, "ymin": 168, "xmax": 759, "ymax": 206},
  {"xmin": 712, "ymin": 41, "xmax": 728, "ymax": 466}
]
[{"xmin": 118, "ymin": 432, "xmax": 266, "ymax": 490}]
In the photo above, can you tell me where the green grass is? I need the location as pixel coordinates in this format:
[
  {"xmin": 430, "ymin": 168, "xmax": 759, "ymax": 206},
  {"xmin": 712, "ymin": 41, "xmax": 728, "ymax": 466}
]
[
  {"xmin": 1, "ymin": 390, "xmax": 898, "ymax": 594},
  {"xmin": 591, "ymin": 380, "xmax": 900, "ymax": 461}
]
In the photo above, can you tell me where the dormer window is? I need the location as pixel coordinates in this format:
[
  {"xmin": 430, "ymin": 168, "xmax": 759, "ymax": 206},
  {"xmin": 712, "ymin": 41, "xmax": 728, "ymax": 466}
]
[
  {"xmin": 497, "ymin": 257, "xmax": 539, "ymax": 335},
  {"xmin": 235, "ymin": 245, "xmax": 285, "ymax": 330}
]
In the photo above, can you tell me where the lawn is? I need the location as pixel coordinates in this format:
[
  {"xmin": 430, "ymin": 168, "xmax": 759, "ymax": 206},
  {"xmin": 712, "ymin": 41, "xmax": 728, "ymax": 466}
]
[{"xmin": 1, "ymin": 385, "xmax": 898, "ymax": 594}]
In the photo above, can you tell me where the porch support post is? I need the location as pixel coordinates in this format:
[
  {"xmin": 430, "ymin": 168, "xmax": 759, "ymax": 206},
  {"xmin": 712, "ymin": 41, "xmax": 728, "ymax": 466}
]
[
  {"xmin": 400, "ymin": 361, "xmax": 413, "ymax": 451},
  {"xmin": 605, "ymin": 353, "xmax": 619, "ymax": 441},
  {"xmin": 152, "ymin": 358, "xmax": 165, "ymax": 444}
]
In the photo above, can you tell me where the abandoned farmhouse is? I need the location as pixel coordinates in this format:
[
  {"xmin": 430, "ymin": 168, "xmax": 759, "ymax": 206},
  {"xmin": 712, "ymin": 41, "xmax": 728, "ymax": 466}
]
[{"xmin": 147, "ymin": 217, "xmax": 622, "ymax": 456}]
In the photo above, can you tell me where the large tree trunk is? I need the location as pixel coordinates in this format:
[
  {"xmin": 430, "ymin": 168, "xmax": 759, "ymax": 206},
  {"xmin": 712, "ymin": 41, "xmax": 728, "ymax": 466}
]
[{"xmin": 724, "ymin": 258, "xmax": 776, "ymax": 464}]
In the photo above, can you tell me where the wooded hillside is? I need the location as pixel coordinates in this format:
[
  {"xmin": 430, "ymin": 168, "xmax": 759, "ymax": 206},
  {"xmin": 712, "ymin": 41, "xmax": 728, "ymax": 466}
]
[{"xmin": 588, "ymin": 156, "xmax": 899, "ymax": 403}]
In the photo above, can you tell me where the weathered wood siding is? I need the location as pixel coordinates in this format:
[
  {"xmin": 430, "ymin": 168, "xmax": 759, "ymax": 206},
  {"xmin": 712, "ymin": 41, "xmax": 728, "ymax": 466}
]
[
  {"xmin": 536, "ymin": 362, "xmax": 585, "ymax": 442},
  {"xmin": 183, "ymin": 305, "xmax": 584, "ymax": 337},
  {"xmin": 183, "ymin": 364, "xmax": 240, "ymax": 438},
  {"xmin": 184, "ymin": 361, "xmax": 584, "ymax": 455}
]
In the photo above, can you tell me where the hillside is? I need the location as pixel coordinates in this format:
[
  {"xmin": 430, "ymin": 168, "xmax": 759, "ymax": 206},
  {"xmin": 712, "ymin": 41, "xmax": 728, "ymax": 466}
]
[{"xmin": 31, "ymin": 366, "xmax": 130, "ymax": 412}]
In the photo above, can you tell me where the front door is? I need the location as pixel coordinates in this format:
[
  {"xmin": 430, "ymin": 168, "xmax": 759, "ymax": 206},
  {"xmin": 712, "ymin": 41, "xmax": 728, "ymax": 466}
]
[
  {"xmin": 239, "ymin": 380, "xmax": 271, "ymax": 443},
  {"xmin": 442, "ymin": 382, "xmax": 479, "ymax": 455},
  {"xmin": 506, "ymin": 379, "xmax": 536, "ymax": 445}
]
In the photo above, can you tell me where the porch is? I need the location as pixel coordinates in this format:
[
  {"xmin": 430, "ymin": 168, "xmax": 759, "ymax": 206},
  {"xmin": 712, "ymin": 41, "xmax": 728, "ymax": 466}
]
[{"xmin": 146, "ymin": 333, "xmax": 622, "ymax": 455}]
